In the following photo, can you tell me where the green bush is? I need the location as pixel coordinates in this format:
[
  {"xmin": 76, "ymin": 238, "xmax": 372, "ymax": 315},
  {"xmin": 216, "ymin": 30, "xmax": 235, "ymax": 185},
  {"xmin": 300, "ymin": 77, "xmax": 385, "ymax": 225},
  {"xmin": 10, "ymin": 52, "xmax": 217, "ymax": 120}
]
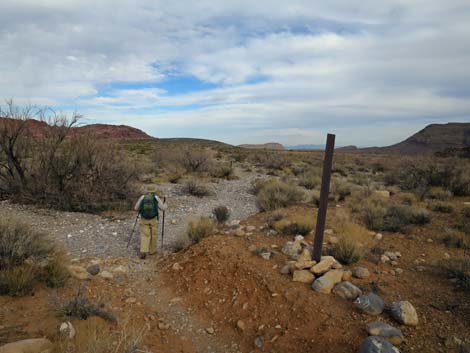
[
  {"xmin": 255, "ymin": 179, "xmax": 304, "ymax": 211},
  {"xmin": 273, "ymin": 215, "xmax": 314, "ymax": 236},
  {"xmin": 187, "ymin": 217, "xmax": 214, "ymax": 244},
  {"xmin": 0, "ymin": 218, "xmax": 68, "ymax": 295},
  {"xmin": 441, "ymin": 230, "xmax": 469, "ymax": 249},
  {"xmin": 455, "ymin": 207, "xmax": 470, "ymax": 234},
  {"xmin": 327, "ymin": 237, "xmax": 362, "ymax": 264},
  {"xmin": 298, "ymin": 170, "xmax": 321, "ymax": 190}
]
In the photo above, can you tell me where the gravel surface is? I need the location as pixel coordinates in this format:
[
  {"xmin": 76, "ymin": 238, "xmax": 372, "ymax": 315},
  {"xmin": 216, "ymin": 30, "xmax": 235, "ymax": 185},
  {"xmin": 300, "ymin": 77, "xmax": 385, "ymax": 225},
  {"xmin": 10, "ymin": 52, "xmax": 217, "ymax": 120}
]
[{"xmin": 0, "ymin": 170, "xmax": 263, "ymax": 258}]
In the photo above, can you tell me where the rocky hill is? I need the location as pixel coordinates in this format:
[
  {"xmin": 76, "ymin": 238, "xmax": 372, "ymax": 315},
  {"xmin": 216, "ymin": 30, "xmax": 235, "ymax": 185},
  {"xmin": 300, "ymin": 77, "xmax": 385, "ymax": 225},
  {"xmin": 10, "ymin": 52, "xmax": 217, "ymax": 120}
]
[
  {"xmin": 362, "ymin": 122, "xmax": 470, "ymax": 155},
  {"xmin": 238, "ymin": 143, "xmax": 285, "ymax": 150}
]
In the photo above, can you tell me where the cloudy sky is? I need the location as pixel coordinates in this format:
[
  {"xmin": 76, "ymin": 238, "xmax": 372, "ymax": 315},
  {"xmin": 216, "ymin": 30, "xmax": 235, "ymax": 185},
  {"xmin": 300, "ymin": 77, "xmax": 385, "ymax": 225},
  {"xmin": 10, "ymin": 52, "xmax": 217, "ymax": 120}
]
[{"xmin": 1, "ymin": 1, "xmax": 469, "ymax": 146}]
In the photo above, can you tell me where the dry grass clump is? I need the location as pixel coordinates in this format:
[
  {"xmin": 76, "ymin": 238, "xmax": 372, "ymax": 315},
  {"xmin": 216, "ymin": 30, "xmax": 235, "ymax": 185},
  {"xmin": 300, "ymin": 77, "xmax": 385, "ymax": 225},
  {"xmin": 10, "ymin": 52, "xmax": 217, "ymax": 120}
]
[
  {"xmin": 441, "ymin": 230, "xmax": 469, "ymax": 249},
  {"xmin": 210, "ymin": 163, "xmax": 234, "ymax": 179},
  {"xmin": 187, "ymin": 217, "xmax": 214, "ymax": 244},
  {"xmin": 298, "ymin": 169, "xmax": 321, "ymax": 190},
  {"xmin": 0, "ymin": 218, "xmax": 68, "ymax": 296},
  {"xmin": 212, "ymin": 205, "xmax": 231, "ymax": 224},
  {"xmin": 436, "ymin": 258, "xmax": 470, "ymax": 292},
  {"xmin": 254, "ymin": 179, "xmax": 304, "ymax": 211},
  {"xmin": 273, "ymin": 215, "xmax": 314, "ymax": 236},
  {"xmin": 327, "ymin": 237, "xmax": 362, "ymax": 264},
  {"xmin": 182, "ymin": 177, "xmax": 211, "ymax": 197},
  {"xmin": 60, "ymin": 288, "xmax": 116, "ymax": 323},
  {"xmin": 455, "ymin": 206, "xmax": 470, "ymax": 235}
]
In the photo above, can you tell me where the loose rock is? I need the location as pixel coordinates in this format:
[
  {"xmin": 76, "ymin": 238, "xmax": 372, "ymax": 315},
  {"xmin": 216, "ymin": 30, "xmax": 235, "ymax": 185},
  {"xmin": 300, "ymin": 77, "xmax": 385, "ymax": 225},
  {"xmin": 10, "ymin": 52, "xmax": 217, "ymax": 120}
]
[
  {"xmin": 389, "ymin": 301, "xmax": 418, "ymax": 326},
  {"xmin": 358, "ymin": 336, "xmax": 400, "ymax": 353},
  {"xmin": 68, "ymin": 265, "xmax": 90, "ymax": 280},
  {"xmin": 332, "ymin": 281, "xmax": 362, "ymax": 300},
  {"xmin": 293, "ymin": 270, "xmax": 315, "ymax": 284},
  {"xmin": 311, "ymin": 269, "xmax": 343, "ymax": 294},
  {"xmin": 310, "ymin": 256, "xmax": 337, "ymax": 275},
  {"xmin": 100, "ymin": 271, "xmax": 114, "ymax": 280},
  {"xmin": 366, "ymin": 321, "xmax": 404, "ymax": 345},
  {"xmin": 353, "ymin": 267, "xmax": 370, "ymax": 279},
  {"xmin": 354, "ymin": 292, "xmax": 385, "ymax": 315},
  {"xmin": 237, "ymin": 320, "xmax": 246, "ymax": 331},
  {"xmin": 342, "ymin": 270, "xmax": 352, "ymax": 281},
  {"xmin": 0, "ymin": 338, "xmax": 53, "ymax": 353},
  {"xmin": 59, "ymin": 321, "xmax": 76, "ymax": 339},
  {"xmin": 86, "ymin": 264, "xmax": 100, "ymax": 276}
]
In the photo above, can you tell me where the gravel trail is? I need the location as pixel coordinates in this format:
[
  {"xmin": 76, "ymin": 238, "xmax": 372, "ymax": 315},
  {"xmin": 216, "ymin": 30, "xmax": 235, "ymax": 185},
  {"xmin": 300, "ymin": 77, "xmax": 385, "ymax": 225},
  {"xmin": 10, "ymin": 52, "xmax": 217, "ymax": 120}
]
[{"xmin": 0, "ymin": 170, "xmax": 262, "ymax": 258}]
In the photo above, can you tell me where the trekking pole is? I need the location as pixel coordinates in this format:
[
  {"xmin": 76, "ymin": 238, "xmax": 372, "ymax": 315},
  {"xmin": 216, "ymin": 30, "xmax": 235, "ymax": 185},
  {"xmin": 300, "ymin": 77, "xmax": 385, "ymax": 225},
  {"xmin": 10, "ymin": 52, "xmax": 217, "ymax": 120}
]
[
  {"xmin": 161, "ymin": 196, "xmax": 166, "ymax": 248},
  {"xmin": 127, "ymin": 213, "xmax": 140, "ymax": 248}
]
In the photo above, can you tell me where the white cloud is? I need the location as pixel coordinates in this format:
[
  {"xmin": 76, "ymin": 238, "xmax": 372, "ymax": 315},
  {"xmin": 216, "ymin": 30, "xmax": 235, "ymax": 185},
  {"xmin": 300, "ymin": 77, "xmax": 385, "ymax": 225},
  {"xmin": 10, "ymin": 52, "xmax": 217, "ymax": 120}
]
[{"xmin": 0, "ymin": 0, "xmax": 469, "ymax": 145}]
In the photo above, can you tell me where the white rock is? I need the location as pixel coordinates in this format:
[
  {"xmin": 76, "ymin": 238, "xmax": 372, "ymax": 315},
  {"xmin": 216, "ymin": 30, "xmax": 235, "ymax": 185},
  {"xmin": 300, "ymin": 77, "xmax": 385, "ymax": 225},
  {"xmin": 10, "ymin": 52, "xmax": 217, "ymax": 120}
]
[{"xmin": 59, "ymin": 321, "xmax": 76, "ymax": 339}]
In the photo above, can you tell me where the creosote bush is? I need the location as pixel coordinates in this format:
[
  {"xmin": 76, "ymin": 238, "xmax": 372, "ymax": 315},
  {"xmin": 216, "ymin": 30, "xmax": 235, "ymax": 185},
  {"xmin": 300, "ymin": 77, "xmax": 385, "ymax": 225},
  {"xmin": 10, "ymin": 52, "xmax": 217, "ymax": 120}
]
[
  {"xmin": 182, "ymin": 177, "xmax": 211, "ymax": 197},
  {"xmin": 0, "ymin": 218, "xmax": 68, "ymax": 295},
  {"xmin": 212, "ymin": 206, "xmax": 230, "ymax": 224},
  {"xmin": 187, "ymin": 217, "xmax": 214, "ymax": 244},
  {"xmin": 60, "ymin": 288, "xmax": 116, "ymax": 322},
  {"xmin": 436, "ymin": 258, "xmax": 470, "ymax": 292},
  {"xmin": 428, "ymin": 201, "xmax": 454, "ymax": 213},
  {"xmin": 254, "ymin": 179, "xmax": 304, "ymax": 211}
]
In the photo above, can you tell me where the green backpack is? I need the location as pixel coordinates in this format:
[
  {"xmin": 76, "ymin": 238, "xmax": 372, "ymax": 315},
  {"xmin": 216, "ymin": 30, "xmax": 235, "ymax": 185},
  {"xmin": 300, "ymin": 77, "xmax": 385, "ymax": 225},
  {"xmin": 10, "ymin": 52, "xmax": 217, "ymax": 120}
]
[{"xmin": 139, "ymin": 194, "xmax": 159, "ymax": 220}]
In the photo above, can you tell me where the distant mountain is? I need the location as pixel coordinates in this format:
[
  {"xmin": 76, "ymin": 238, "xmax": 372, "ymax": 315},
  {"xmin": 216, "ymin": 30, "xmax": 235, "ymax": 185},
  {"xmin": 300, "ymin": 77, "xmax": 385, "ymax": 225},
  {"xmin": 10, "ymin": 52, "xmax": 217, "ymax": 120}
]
[
  {"xmin": 0, "ymin": 118, "xmax": 154, "ymax": 140},
  {"xmin": 285, "ymin": 144, "xmax": 324, "ymax": 150},
  {"xmin": 361, "ymin": 122, "xmax": 470, "ymax": 155},
  {"xmin": 239, "ymin": 143, "xmax": 285, "ymax": 150}
]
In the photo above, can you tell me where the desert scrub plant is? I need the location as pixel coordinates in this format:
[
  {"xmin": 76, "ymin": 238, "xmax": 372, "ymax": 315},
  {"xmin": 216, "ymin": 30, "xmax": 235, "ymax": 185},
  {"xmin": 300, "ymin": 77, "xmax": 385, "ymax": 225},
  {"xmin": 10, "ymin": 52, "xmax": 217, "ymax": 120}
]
[
  {"xmin": 273, "ymin": 215, "xmax": 314, "ymax": 236},
  {"xmin": 455, "ymin": 206, "xmax": 470, "ymax": 234},
  {"xmin": 0, "ymin": 218, "xmax": 68, "ymax": 295},
  {"xmin": 327, "ymin": 237, "xmax": 362, "ymax": 264},
  {"xmin": 267, "ymin": 210, "xmax": 287, "ymax": 228},
  {"xmin": 212, "ymin": 205, "xmax": 231, "ymax": 224},
  {"xmin": 182, "ymin": 177, "xmax": 211, "ymax": 197},
  {"xmin": 441, "ymin": 230, "xmax": 469, "ymax": 249},
  {"xmin": 428, "ymin": 201, "xmax": 454, "ymax": 213},
  {"xmin": 435, "ymin": 258, "xmax": 470, "ymax": 292},
  {"xmin": 298, "ymin": 169, "xmax": 321, "ymax": 190},
  {"xmin": 187, "ymin": 217, "xmax": 214, "ymax": 244},
  {"xmin": 425, "ymin": 187, "xmax": 453, "ymax": 201},
  {"xmin": 210, "ymin": 163, "xmax": 234, "ymax": 179},
  {"xmin": 255, "ymin": 179, "xmax": 304, "ymax": 211},
  {"xmin": 60, "ymin": 288, "xmax": 116, "ymax": 323}
]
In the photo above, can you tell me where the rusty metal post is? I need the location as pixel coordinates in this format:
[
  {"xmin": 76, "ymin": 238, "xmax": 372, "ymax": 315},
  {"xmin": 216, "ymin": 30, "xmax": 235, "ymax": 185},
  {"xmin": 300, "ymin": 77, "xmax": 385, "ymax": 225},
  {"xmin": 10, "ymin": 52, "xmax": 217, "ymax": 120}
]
[{"xmin": 312, "ymin": 133, "xmax": 335, "ymax": 262}]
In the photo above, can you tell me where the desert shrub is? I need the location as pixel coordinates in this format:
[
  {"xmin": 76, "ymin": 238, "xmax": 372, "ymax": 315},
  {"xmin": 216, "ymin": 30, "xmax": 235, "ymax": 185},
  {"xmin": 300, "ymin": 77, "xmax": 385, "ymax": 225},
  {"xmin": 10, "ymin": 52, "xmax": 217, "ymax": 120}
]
[
  {"xmin": 311, "ymin": 190, "xmax": 321, "ymax": 207},
  {"xmin": 212, "ymin": 206, "xmax": 231, "ymax": 224},
  {"xmin": 249, "ymin": 151, "xmax": 289, "ymax": 171},
  {"xmin": 455, "ymin": 207, "xmax": 470, "ymax": 234},
  {"xmin": 60, "ymin": 288, "xmax": 116, "ymax": 322},
  {"xmin": 273, "ymin": 215, "xmax": 314, "ymax": 236},
  {"xmin": 0, "ymin": 218, "xmax": 68, "ymax": 295},
  {"xmin": 291, "ymin": 163, "xmax": 310, "ymax": 176},
  {"xmin": 179, "ymin": 147, "xmax": 213, "ymax": 173},
  {"xmin": 350, "ymin": 196, "xmax": 430, "ymax": 232},
  {"xmin": 0, "ymin": 102, "xmax": 137, "ymax": 212},
  {"xmin": 267, "ymin": 210, "xmax": 287, "ymax": 228},
  {"xmin": 329, "ymin": 178, "xmax": 353, "ymax": 202},
  {"xmin": 436, "ymin": 258, "xmax": 470, "ymax": 292},
  {"xmin": 182, "ymin": 177, "xmax": 211, "ymax": 197},
  {"xmin": 441, "ymin": 230, "xmax": 469, "ymax": 249},
  {"xmin": 298, "ymin": 170, "xmax": 321, "ymax": 190},
  {"xmin": 428, "ymin": 201, "xmax": 454, "ymax": 213},
  {"xmin": 425, "ymin": 187, "xmax": 452, "ymax": 200},
  {"xmin": 255, "ymin": 179, "xmax": 304, "ymax": 211},
  {"xmin": 187, "ymin": 217, "xmax": 214, "ymax": 244},
  {"xmin": 327, "ymin": 237, "xmax": 362, "ymax": 264},
  {"xmin": 210, "ymin": 163, "xmax": 234, "ymax": 179},
  {"xmin": 166, "ymin": 163, "xmax": 185, "ymax": 183}
]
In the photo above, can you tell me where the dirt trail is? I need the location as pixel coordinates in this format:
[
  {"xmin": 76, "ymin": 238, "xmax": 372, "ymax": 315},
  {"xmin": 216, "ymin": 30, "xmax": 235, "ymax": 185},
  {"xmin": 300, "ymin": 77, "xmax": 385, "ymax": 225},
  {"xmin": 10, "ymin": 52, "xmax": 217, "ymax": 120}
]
[{"xmin": 0, "ymin": 169, "xmax": 261, "ymax": 258}]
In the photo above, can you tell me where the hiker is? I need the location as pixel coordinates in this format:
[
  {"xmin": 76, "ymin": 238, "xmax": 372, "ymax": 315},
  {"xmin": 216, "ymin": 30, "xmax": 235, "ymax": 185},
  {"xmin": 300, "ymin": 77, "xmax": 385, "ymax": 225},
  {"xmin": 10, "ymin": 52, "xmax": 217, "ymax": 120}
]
[{"xmin": 134, "ymin": 186, "xmax": 167, "ymax": 259}]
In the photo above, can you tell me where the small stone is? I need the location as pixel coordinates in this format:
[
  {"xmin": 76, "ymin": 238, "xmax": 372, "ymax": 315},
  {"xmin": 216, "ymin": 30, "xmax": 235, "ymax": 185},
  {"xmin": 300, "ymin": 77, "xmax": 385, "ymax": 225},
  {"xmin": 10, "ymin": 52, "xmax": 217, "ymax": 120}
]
[
  {"xmin": 158, "ymin": 322, "xmax": 170, "ymax": 330},
  {"xmin": 237, "ymin": 320, "xmax": 246, "ymax": 331},
  {"xmin": 358, "ymin": 336, "xmax": 400, "ymax": 353},
  {"xmin": 384, "ymin": 252, "xmax": 398, "ymax": 261},
  {"xmin": 444, "ymin": 253, "xmax": 451, "ymax": 259},
  {"xmin": 246, "ymin": 225, "xmax": 256, "ymax": 232},
  {"xmin": 172, "ymin": 263, "xmax": 183, "ymax": 271},
  {"xmin": 206, "ymin": 327, "xmax": 215, "ymax": 335},
  {"xmin": 292, "ymin": 270, "xmax": 315, "ymax": 284},
  {"xmin": 375, "ymin": 233, "xmax": 383, "ymax": 241},
  {"xmin": 260, "ymin": 252, "xmax": 271, "ymax": 260},
  {"xmin": 354, "ymin": 292, "xmax": 385, "ymax": 315},
  {"xmin": 86, "ymin": 264, "xmax": 100, "ymax": 276},
  {"xmin": 353, "ymin": 267, "xmax": 370, "ymax": 279},
  {"xmin": 394, "ymin": 268, "xmax": 403, "ymax": 274},
  {"xmin": 280, "ymin": 262, "xmax": 296, "ymax": 274},
  {"xmin": 171, "ymin": 219, "xmax": 177, "ymax": 225},
  {"xmin": 366, "ymin": 321, "xmax": 404, "ymax": 345},
  {"xmin": 391, "ymin": 261, "xmax": 398, "ymax": 266},
  {"xmin": 68, "ymin": 265, "xmax": 91, "ymax": 280},
  {"xmin": 248, "ymin": 245, "xmax": 257, "ymax": 252},
  {"xmin": 59, "ymin": 321, "xmax": 76, "ymax": 339},
  {"xmin": 281, "ymin": 241, "xmax": 302, "ymax": 259},
  {"xmin": 389, "ymin": 301, "xmax": 418, "ymax": 326},
  {"xmin": 235, "ymin": 229, "xmax": 245, "ymax": 237},
  {"xmin": 332, "ymin": 281, "xmax": 362, "ymax": 300},
  {"xmin": 125, "ymin": 297, "xmax": 136, "ymax": 304},
  {"xmin": 100, "ymin": 271, "xmax": 114, "ymax": 279},
  {"xmin": 254, "ymin": 336, "xmax": 263, "ymax": 348},
  {"xmin": 112, "ymin": 265, "xmax": 128, "ymax": 274}
]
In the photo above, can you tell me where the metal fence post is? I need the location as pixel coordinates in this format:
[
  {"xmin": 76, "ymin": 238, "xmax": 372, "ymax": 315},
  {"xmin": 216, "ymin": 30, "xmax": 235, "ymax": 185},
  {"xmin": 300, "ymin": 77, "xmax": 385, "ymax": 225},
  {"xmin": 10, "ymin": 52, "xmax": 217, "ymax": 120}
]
[{"xmin": 312, "ymin": 133, "xmax": 336, "ymax": 262}]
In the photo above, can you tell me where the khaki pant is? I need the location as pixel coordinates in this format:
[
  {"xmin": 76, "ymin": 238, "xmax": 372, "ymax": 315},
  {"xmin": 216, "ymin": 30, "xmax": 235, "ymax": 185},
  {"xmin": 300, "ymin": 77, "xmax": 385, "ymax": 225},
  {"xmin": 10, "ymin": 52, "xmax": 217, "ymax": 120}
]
[{"xmin": 140, "ymin": 217, "xmax": 159, "ymax": 255}]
